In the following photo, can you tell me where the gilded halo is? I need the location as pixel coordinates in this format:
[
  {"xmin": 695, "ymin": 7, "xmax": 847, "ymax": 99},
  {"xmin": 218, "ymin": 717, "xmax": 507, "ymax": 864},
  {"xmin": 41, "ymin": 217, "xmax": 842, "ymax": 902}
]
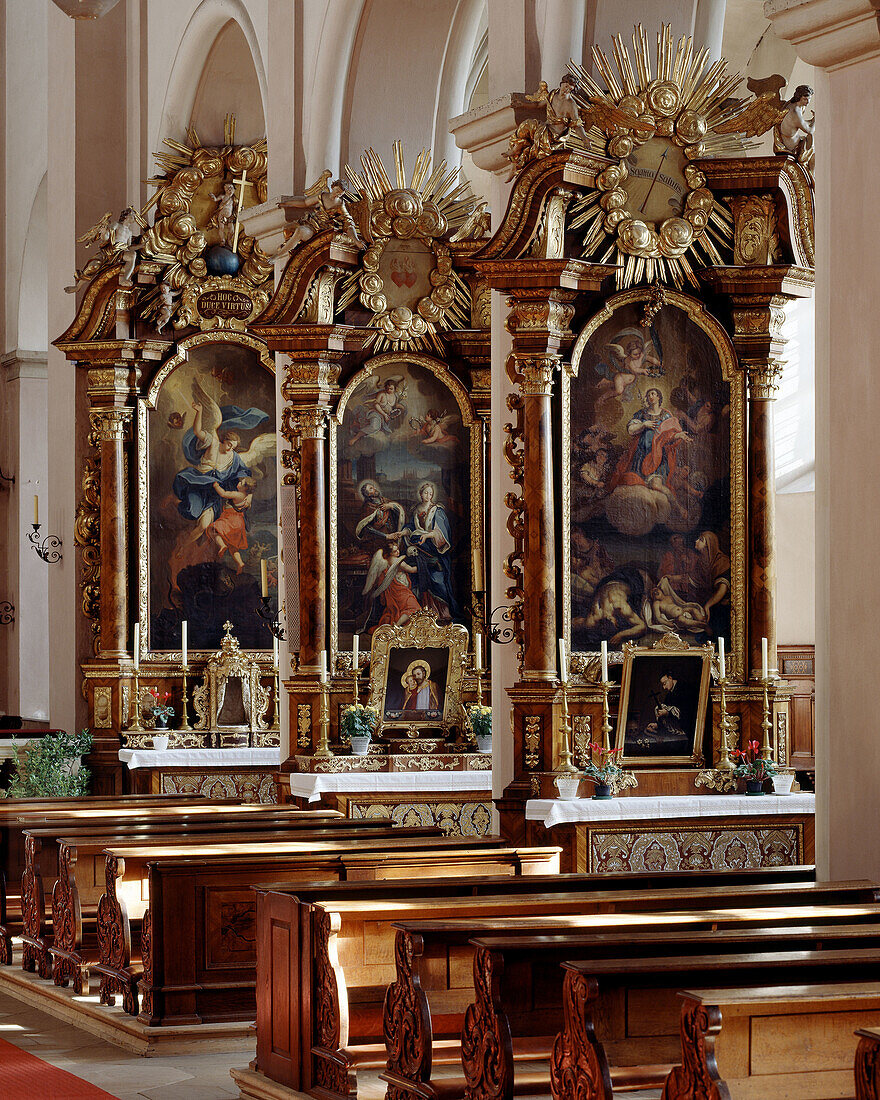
[{"xmin": 566, "ymin": 24, "xmax": 753, "ymax": 287}]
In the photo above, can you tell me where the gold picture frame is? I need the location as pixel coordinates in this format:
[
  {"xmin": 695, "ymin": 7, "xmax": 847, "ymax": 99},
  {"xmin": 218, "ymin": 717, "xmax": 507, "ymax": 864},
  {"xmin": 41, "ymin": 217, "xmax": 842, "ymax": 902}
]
[
  {"xmin": 615, "ymin": 633, "xmax": 713, "ymax": 766},
  {"xmin": 367, "ymin": 609, "xmax": 469, "ymax": 738}
]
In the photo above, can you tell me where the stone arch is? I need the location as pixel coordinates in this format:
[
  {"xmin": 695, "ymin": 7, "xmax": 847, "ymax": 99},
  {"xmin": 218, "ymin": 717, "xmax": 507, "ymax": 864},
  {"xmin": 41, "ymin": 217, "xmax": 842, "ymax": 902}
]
[
  {"xmin": 18, "ymin": 174, "xmax": 48, "ymax": 354},
  {"xmin": 156, "ymin": 0, "xmax": 268, "ymax": 150}
]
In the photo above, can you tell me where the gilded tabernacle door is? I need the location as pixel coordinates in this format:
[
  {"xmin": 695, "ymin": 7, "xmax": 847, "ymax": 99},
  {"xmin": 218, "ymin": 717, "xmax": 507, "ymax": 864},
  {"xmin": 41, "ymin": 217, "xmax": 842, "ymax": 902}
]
[
  {"xmin": 564, "ymin": 289, "xmax": 745, "ymax": 676},
  {"xmin": 330, "ymin": 352, "xmax": 483, "ymax": 661},
  {"xmin": 137, "ymin": 332, "xmax": 278, "ymax": 658}
]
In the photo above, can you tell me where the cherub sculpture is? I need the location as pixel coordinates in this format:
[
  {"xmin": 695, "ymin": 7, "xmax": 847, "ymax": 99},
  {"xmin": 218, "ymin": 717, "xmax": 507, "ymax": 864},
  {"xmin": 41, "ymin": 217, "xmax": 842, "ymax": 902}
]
[
  {"xmin": 266, "ymin": 170, "xmax": 362, "ymax": 260},
  {"xmin": 505, "ymin": 75, "xmax": 639, "ymax": 180},
  {"xmin": 64, "ymin": 206, "xmax": 147, "ymax": 293},
  {"xmin": 155, "ymin": 282, "xmax": 178, "ymax": 333},
  {"xmin": 715, "ymin": 75, "xmax": 816, "ymax": 174},
  {"xmin": 450, "ymin": 200, "xmax": 491, "ymax": 242}
]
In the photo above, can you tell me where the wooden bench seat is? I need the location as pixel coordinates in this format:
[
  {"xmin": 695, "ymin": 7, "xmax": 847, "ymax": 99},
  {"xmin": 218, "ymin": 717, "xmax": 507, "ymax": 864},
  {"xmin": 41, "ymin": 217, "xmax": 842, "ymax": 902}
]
[
  {"xmin": 11, "ymin": 807, "xmax": 353, "ymax": 978},
  {"xmin": 382, "ymin": 897, "xmax": 880, "ymax": 1100},
  {"xmin": 662, "ymin": 983, "xmax": 880, "ymax": 1100},
  {"xmin": 250, "ymin": 876, "xmax": 866, "ymax": 1096},
  {"xmin": 118, "ymin": 838, "xmax": 559, "ymax": 1028},
  {"xmin": 554, "ymin": 957, "xmax": 880, "ymax": 1100}
]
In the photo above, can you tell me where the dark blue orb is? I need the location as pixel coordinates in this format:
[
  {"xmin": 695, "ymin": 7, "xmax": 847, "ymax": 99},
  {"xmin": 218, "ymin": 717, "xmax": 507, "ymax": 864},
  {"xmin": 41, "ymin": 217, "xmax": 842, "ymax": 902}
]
[{"xmin": 205, "ymin": 245, "xmax": 241, "ymax": 276}]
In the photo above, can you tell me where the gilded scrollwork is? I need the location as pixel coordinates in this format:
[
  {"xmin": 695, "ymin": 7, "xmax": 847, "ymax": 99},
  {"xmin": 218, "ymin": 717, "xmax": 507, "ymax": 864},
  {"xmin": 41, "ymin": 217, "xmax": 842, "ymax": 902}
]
[
  {"xmin": 298, "ymin": 704, "xmax": 312, "ymax": 748},
  {"xmin": 572, "ymin": 716, "xmax": 591, "ymax": 770},
  {"xmin": 191, "ymin": 622, "xmax": 271, "ymax": 743},
  {"xmin": 74, "ymin": 456, "xmax": 102, "ymax": 651},
  {"xmin": 524, "ymin": 715, "xmax": 542, "ymax": 770}
]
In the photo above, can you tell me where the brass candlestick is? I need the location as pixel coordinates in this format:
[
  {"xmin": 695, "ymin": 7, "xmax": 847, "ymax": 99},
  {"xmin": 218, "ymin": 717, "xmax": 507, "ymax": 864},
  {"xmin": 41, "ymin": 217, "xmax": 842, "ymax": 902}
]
[
  {"xmin": 600, "ymin": 680, "xmax": 613, "ymax": 752},
  {"xmin": 314, "ymin": 677, "xmax": 334, "ymax": 758},
  {"xmin": 128, "ymin": 668, "xmax": 143, "ymax": 731},
  {"xmin": 761, "ymin": 676, "xmax": 774, "ymax": 761},
  {"xmin": 272, "ymin": 664, "xmax": 281, "ymax": 732},
  {"xmin": 717, "ymin": 677, "xmax": 736, "ymax": 772},
  {"xmin": 557, "ymin": 679, "xmax": 578, "ymax": 774},
  {"xmin": 177, "ymin": 665, "xmax": 192, "ymax": 731}
]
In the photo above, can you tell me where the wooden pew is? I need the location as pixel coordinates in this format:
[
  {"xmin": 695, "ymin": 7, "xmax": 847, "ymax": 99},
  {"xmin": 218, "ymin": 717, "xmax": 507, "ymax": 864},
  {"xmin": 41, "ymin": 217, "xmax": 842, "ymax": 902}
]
[
  {"xmin": 553, "ymin": 956, "xmax": 880, "ymax": 1100},
  {"xmin": 855, "ymin": 1025, "xmax": 880, "ymax": 1100},
  {"xmin": 11, "ymin": 806, "xmax": 347, "ymax": 975},
  {"xmin": 658, "ymin": 984, "xmax": 880, "ymax": 1100},
  {"xmin": 250, "ymin": 873, "xmax": 850, "ymax": 1095},
  {"xmin": 114, "ymin": 838, "xmax": 559, "ymax": 1028},
  {"xmin": 381, "ymin": 891, "xmax": 880, "ymax": 1100}
]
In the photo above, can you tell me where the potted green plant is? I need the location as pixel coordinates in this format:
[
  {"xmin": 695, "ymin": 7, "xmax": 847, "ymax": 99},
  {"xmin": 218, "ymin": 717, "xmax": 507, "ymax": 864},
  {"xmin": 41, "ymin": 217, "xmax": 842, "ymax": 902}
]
[
  {"xmin": 340, "ymin": 702, "xmax": 379, "ymax": 755},
  {"xmin": 3, "ymin": 728, "xmax": 92, "ymax": 797},
  {"xmin": 731, "ymin": 739, "xmax": 778, "ymax": 794},
  {"xmin": 582, "ymin": 743, "xmax": 637, "ymax": 800},
  {"xmin": 464, "ymin": 703, "xmax": 492, "ymax": 753}
]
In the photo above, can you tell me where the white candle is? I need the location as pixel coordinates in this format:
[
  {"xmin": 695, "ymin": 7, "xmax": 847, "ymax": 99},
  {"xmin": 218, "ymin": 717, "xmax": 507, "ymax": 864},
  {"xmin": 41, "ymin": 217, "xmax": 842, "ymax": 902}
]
[
  {"xmin": 260, "ymin": 558, "xmax": 269, "ymax": 598},
  {"xmin": 319, "ymin": 649, "xmax": 327, "ymax": 683},
  {"xmin": 601, "ymin": 640, "xmax": 608, "ymax": 683},
  {"xmin": 133, "ymin": 621, "xmax": 140, "ymax": 670},
  {"xmin": 718, "ymin": 637, "xmax": 725, "ymax": 680},
  {"xmin": 761, "ymin": 637, "xmax": 768, "ymax": 680},
  {"xmin": 273, "ymin": 636, "xmax": 279, "ymax": 668},
  {"xmin": 474, "ymin": 633, "xmax": 481, "ymax": 672},
  {"xmin": 33, "ymin": 495, "xmax": 39, "ymax": 526},
  {"xmin": 352, "ymin": 634, "xmax": 359, "ymax": 675},
  {"xmin": 181, "ymin": 621, "xmax": 188, "ymax": 668},
  {"xmin": 558, "ymin": 638, "xmax": 568, "ymax": 683}
]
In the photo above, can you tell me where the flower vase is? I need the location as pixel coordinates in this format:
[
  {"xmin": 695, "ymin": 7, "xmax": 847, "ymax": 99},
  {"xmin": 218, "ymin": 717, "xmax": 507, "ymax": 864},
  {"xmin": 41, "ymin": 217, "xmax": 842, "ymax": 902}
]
[
  {"xmin": 592, "ymin": 782, "xmax": 613, "ymax": 800},
  {"xmin": 154, "ymin": 715, "xmax": 168, "ymax": 730},
  {"xmin": 555, "ymin": 774, "xmax": 581, "ymax": 801},
  {"xmin": 745, "ymin": 778, "xmax": 765, "ymax": 795},
  {"xmin": 772, "ymin": 771, "xmax": 795, "ymax": 795},
  {"xmin": 475, "ymin": 734, "xmax": 492, "ymax": 753},
  {"xmin": 350, "ymin": 735, "xmax": 371, "ymax": 756},
  {"xmin": 152, "ymin": 734, "xmax": 169, "ymax": 753}
]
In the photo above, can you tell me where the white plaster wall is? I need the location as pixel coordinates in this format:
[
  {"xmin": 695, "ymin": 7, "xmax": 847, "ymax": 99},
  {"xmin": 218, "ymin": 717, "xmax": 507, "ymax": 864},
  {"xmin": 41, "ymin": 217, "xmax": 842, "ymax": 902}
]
[{"xmin": 776, "ymin": 491, "xmax": 814, "ymax": 645}]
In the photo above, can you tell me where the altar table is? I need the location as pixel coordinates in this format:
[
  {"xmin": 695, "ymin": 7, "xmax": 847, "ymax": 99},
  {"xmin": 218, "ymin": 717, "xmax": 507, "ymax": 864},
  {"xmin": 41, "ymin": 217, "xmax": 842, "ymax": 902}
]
[
  {"xmin": 118, "ymin": 747, "xmax": 281, "ymax": 802},
  {"xmin": 523, "ymin": 793, "xmax": 816, "ymax": 873}
]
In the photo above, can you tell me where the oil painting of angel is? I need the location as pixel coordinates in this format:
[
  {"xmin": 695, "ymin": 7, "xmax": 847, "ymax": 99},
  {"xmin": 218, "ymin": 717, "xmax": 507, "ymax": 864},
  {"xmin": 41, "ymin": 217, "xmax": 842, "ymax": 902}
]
[{"xmin": 147, "ymin": 342, "xmax": 277, "ymax": 652}]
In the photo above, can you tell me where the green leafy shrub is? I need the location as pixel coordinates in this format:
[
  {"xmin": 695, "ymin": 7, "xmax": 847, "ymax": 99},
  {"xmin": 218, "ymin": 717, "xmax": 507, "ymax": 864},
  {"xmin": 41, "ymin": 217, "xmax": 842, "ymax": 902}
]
[{"xmin": 2, "ymin": 728, "xmax": 92, "ymax": 798}]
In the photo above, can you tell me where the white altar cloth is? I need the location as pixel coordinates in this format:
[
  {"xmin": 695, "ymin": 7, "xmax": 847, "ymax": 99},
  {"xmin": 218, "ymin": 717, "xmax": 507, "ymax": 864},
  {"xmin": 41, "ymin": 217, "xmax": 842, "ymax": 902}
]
[
  {"xmin": 288, "ymin": 770, "xmax": 492, "ymax": 803},
  {"xmin": 526, "ymin": 793, "xmax": 816, "ymax": 830},
  {"xmin": 118, "ymin": 747, "xmax": 281, "ymax": 770}
]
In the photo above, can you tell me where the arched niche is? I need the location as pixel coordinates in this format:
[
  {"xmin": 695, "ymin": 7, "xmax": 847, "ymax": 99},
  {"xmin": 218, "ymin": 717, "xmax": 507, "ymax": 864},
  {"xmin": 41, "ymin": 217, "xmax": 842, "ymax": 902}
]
[
  {"xmin": 189, "ymin": 18, "xmax": 265, "ymax": 145},
  {"xmin": 157, "ymin": 0, "xmax": 268, "ymax": 148}
]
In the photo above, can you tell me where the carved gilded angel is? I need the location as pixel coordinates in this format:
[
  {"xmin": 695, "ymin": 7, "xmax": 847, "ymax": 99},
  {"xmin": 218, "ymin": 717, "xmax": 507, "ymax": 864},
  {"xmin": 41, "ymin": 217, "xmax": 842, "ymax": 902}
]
[
  {"xmin": 715, "ymin": 76, "xmax": 815, "ymax": 171},
  {"xmin": 64, "ymin": 207, "xmax": 147, "ymax": 293},
  {"xmin": 266, "ymin": 170, "xmax": 362, "ymax": 260}
]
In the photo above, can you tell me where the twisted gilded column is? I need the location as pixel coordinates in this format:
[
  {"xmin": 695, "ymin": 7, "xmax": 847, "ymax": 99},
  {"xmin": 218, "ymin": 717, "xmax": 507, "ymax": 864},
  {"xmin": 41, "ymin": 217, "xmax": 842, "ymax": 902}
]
[{"xmin": 88, "ymin": 403, "xmax": 133, "ymax": 659}]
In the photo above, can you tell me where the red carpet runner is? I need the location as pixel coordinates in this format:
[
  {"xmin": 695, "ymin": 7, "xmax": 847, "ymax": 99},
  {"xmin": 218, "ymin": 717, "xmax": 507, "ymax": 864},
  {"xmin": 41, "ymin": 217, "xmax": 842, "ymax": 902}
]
[{"xmin": 0, "ymin": 1034, "xmax": 119, "ymax": 1099}]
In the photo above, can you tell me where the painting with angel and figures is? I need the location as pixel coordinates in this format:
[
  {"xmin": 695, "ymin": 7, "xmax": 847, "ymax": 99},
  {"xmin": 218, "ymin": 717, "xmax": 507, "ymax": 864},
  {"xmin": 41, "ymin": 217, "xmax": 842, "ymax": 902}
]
[
  {"xmin": 146, "ymin": 342, "xmax": 276, "ymax": 652},
  {"xmin": 570, "ymin": 301, "xmax": 732, "ymax": 653},
  {"xmin": 334, "ymin": 360, "xmax": 472, "ymax": 648}
]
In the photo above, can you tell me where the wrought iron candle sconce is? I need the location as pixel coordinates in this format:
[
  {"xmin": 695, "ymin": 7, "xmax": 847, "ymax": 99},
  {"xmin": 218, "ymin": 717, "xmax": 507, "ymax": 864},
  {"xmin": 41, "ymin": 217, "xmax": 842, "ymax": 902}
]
[
  {"xmin": 255, "ymin": 596, "xmax": 285, "ymax": 641},
  {"xmin": 0, "ymin": 603, "xmax": 14, "ymax": 625},
  {"xmin": 28, "ymin": 524, "xmax": 63, "ymax": 564}
]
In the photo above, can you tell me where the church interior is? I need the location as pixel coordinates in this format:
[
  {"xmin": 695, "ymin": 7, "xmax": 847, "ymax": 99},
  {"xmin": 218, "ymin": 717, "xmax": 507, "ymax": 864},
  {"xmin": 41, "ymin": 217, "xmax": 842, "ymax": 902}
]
[{"xmin": 0, "ymin": 0, "xmax": 874, "ymax": 1097}]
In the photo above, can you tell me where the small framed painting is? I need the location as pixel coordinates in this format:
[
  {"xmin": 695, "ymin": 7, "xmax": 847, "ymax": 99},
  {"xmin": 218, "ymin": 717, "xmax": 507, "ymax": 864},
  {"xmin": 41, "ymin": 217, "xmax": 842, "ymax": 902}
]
[
  {"xmin": 367, "ymin": 609, "xmax": 469, "ymax": 738},
  {"xmin": 614, "ymin": 634, "xmax": 713, "ymax": 766}
]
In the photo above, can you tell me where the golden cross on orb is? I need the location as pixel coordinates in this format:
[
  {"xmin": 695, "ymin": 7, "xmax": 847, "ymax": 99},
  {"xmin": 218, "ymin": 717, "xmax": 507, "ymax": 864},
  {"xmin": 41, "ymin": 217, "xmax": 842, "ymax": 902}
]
[{"xmin": 230, "ymin": 170, "xmax": 255, "ymax": 254}]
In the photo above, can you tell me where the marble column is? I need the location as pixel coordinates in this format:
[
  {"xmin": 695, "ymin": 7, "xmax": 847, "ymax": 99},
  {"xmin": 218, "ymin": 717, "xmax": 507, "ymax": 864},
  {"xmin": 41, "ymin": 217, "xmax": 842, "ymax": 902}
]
[{"xmin": 291, "ymin": 404, "xmax": 331, "ymax": 673}]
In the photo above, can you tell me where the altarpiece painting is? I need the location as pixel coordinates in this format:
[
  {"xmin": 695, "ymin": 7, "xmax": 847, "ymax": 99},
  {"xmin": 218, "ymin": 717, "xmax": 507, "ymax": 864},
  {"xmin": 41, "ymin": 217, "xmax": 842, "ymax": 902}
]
[
  {"xmin": 567, "ymin": 294, "xmax": 743, "ymax": 662},
  {"xmin": 331, "ymin": 355, "xmax": 477, "ymax": 652},
  {"xmin": 140, "ymin": 337, "xmax": 277, "ymax": 654}
]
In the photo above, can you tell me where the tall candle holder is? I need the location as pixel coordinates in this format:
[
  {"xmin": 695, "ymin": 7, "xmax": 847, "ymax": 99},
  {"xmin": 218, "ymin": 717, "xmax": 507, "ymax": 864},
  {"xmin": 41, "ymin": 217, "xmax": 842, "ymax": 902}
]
[
  {"xmin": 177, "ymin": 664, "xmax": 192, "ymax": 731},
  {"xmin": 600, "ymin": 680, "xmax": 613, "ymax": 751},
  {"xmin": 695, "ymin": 675, "xmax": 739, "ymax": 792},
  {"xmin": 314, "ymin": 676, "xmax": 334, "ymax": 758},
  {"xmin": 128, "ymin": 668, "xmax": 144, "ymax": 732},
  {"xmin": 760, "ymin": 675, "xmax": 775, "ymax": 761},
  {"xmin": 557, "ymin": 679, "xmax": 578, "ymax": 774},
  {"xmin": 272, "ymin": 663, "xmax": 281, "ymax": 732}
]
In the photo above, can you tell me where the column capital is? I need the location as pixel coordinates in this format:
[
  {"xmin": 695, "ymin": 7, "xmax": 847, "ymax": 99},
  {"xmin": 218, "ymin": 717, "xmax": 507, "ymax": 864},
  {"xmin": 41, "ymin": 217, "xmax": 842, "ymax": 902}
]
[
  {"xmin": 743, "ymin": 359, "xmax": 785, "ymax": 400},
  {"xmin": 516, "ymin": 356, "xmax": 560, "ymax": 396},
  {"xmin": 88, "ymin": 407, "xmax": 133, "ymax": 444},
  {"xmin": 281, "ymin": 405, "xmax": 331, "ymax": 443}
]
